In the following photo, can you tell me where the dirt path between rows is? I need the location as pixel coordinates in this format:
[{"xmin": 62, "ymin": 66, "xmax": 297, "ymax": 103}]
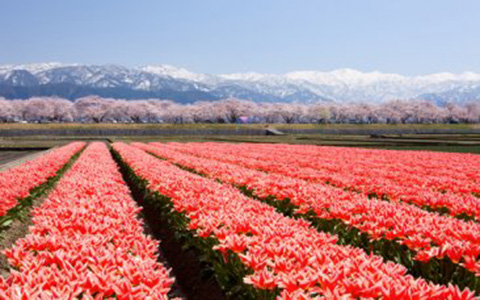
[{"xmin": 0, "ymin": 149, "xmax": 51, "ymax": 172}]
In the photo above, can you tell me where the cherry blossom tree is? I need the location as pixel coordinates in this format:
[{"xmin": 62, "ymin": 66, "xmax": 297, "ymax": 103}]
[
  {"xmin": 23, "ymin": 98, "xmax": 56, "ymax": 122},
  {"xmin": 464, "ymin": 102, "xmax": 480, "ymax": 123},
  {"xmin": 0, "ymin": 98, "xmax": 13, "ymax": 122},
  {"xmin": 0, "ymin": 96, "xmax": 478, "ymax": 124},
  {"xmin": 50, "ymin": 98, "xmax": 75, "ymax": 122},
  {"xmin": 74, "ymin": 96, "xmax": 116, "ymax": 123}
]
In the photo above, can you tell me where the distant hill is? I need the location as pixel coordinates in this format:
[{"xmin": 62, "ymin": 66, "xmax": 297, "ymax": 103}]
[
  {"xmin": 0, "ymin": 83, "xmax": 218, "ymax": 103},
  {"xmin": 1, "ymin": 63, "xmax": 479, "ymax": 104},
  {"xmin": 418, "ymin": 85, "xmax": 480, "ymax": 106}
]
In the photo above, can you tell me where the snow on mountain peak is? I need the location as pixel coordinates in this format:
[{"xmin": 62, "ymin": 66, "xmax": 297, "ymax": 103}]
[
  {"xmin": 0, "ymin": 62, "xmax": 68, "ymax": 75},
  {"xmin": 415, "ymin": 72, "xmax": 480, "ymax": 83},
  {"xmin": 139, "ymin": 64, "xmax": 208, "ymax": 82},
  {"xmin": 285, "ymin": 68, "xmax": 406, "ymax": 86},
  {"xmin": 220, "ymin": 72, "xmax": 273, "ymax": 82}
]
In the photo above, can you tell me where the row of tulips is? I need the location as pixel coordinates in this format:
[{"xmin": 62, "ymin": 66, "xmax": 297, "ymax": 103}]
[
  {"xmin": 222, "ymin": 141, "xmax": 480, "ymax": 196},
  {"xmin": 232, "ymin": 142, "xmax": 480, "ymax": 196},
  {"xmin": 113, "ymin": 142, "xmax": 476, "ymax": 299},
  {"xmin": 0, "ymin": 142, "xmax": 85, "ymax": 218},
  {"xmin": 234, "ymin": 143, "xmax": 480, "ymax": 188},
  {"xmin": 165, "ymin": 142, "xmax": 480, "ymax": 221},
  {"xmin": 139, "ymin": 142, "xmax": 480, "ymax": 291},
  {"xmin": 0, "ymin": 142, "xmax": 174, "ymax": 299}
]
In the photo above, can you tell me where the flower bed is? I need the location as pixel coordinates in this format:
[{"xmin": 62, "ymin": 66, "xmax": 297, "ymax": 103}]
[
  {"xmin": 0, "ymin": 142, "xmax": 85, "ymax": 225},
  {"xmin": 0, "ymin": 142, "xmax": 174, "ymax": 299},
  {"xmin": 166, "ymin": 142, "xmax": 480, "ymax": 221},
  {"xmin": 114, "ymin": 142, "xmax": 474, "ymax": 299},
  {"xmin": 140, "ymin": 142, "xmax": 480, "ymax": 291}
]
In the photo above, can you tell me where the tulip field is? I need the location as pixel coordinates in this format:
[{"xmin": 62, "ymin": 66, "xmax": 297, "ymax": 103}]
[{"xmin": 0, "ymin": 141, "xmax": 479, "ymax": 299}]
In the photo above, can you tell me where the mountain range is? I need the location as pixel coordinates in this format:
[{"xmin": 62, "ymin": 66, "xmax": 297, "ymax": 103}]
[{"xmin": 0, "ymin": 63, "xmax": 480, "ymax": 105}]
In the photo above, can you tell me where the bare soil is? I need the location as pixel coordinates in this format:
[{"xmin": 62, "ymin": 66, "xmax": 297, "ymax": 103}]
[{"xmin": 0, "ymin": 151, "xmax": 39, "ymax": 170}]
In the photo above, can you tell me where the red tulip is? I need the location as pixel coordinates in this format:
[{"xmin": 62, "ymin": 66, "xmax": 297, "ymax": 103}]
[
  {"xmin": 114, "ymin": 142, "xmax": 476, "ymax": 299},
  {"xmin": 1, "ymin": 143, "xmax": 174, "ymax": 298}
]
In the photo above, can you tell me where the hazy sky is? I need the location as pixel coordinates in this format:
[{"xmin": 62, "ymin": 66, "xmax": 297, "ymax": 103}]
[{"xmin": 1, "ymin": 0, "xmax": 479, "ymax": 75}]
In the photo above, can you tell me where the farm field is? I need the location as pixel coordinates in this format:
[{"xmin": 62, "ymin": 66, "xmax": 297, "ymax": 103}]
[
  {"xmin": 2, "ymin": 132, "xmax": 480, "ymax": 156},
  {"xmin": 0, "ymin": 123, "xmax": 480, "ymax": 156},
  {"xmin": 0, "ymin": 140, "xmax": 479, "ymax": 298}
]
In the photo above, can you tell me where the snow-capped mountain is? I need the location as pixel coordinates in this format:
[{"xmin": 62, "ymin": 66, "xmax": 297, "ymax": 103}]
[
  {"xmin": 0, "ymin": 62, "xmax": 67, "ymax": 75},
  {"xmin": 0, "ymin": 63, "xmax": 479, "ymax": 104},
  {"xmin": 420, "ymin": 85, "xmax": 480, "ymax": 106}
]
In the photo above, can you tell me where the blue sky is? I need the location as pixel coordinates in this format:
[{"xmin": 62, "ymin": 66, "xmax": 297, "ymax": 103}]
[{"xmin": 1, "ymin": 0, "xmax": 479, "ymax": 75}]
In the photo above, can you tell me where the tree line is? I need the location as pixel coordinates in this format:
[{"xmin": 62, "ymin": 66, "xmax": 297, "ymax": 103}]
[{"xmin": 0, "ymin": 96, "xmax": 478, "ymax": 124}]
